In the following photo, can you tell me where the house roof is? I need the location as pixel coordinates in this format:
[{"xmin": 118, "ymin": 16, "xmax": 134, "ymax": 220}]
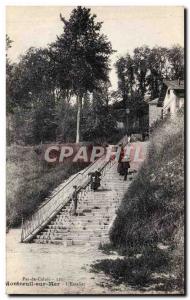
[
  {"xmin": 163, "ymin": 80, "xmax": 184, "ymax": 90},
  {"xmin": 148, "ymin": 98, "xmax": 159, "ymax": 105},
  {"xmin": 111, "ymin": 100, "xmax": 148, "ymax": 111}
]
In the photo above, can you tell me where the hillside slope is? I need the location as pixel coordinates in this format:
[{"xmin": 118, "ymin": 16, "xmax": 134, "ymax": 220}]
[
  {"xmin": 6, "ymin": 145, "xmax": 88, "ymax": 228},
  {"xmin": 110, "ymin": 109, "xmax": 184, "ymax": 292}
]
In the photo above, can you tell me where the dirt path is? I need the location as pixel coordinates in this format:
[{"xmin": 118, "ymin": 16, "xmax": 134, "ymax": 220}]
[
  {"xmin": 7, "ymin": 228, "xmax": 161, "ymax": 295},
  {"xmin": 6, "ymin": 229, "xmax": 130, "ymax": 294}
]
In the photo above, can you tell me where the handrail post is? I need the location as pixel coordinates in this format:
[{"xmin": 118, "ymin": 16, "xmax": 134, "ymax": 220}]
[{"xmin": 21, "ymin": 217, "xmax": 24, "ymax": 242}]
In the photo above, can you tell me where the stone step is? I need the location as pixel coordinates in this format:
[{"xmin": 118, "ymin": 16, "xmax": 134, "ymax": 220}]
[
  {"xmin": 50, "ymin": 223, "xmax": 110, "ymax": 231},
  {"xmin": 42, "ymin": 239, "xmax": 100, "ymax": 246},
  {"xmin": 38, "ymin": 231, "xmax": 105, "ymax": 238},
  {"xmin": 72, "ymin": 239, "xmax": 104, "ymax": 246},
  {"xmin": 39, "ymin": 229, "xmax": 109, "ymax": 238},
  {"xmin": 33, "ymin": 239, "xmax": 73, "ymax": 246},
  {"xmin": 31, "ymin": 153, "xmax": 138, "ymax": 245},
  {"xmin": 35, "ymin": 234, "xmax": 107, "ymax": 243},
  {"xmin": 49, "ymin": 219, "xmax": 108, "ymax": 226},
  {"xmin": 48, "ymin": 220, "xmax": 111, "ymax": 227},
  {"xmin": 48, "ymin": 225, "xmax": 71, "ymax": 229},
  {"xmin": 42, "ymin": 227, "xmax": 109, "ymax": 234},
  {"xmin": 44, "ymin": 230, "xmax": 69, "ymax": 235},
  {"xmin": 49, "ymin": 239, "xmax": 100, "ymax": 246},
  {"xmin": 52, "ymin": 216, "xmax": 109, "ymax": 224},
  {"xmin": 46, "ymin": 222, "xmax": 109, "ymax": 230},
  {"xmin": 66, "ymin": 224, "xmax": 110, "ymax": 231},
  {"xmin": 54, "ymin": 213, "xmax": 111, "ymax": 220},
  {"xmin": 37, "ymin": 230, "xmax": 108, "ymax": 239},
  {"xmin": 58, "ymin": 205, "xmax": 116, "ymax": 213},
  {"xmin": 51, "ymin": 220, "xmax": 102, "ymax": 226},
  {"xmin": 36, "ymin": 235, "xmax": 106, "ymax": 242},
  {"xmin": 76, "ymin": 202, "xmax": 115, "ymax": 207}
]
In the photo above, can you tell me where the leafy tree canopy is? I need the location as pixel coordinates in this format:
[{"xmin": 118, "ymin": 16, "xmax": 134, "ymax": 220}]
[
  {"xmin": 50, "ymin": 6, "xmax": 115, "ymax": 96},
  {"xmin": 115, "ymin": 45, "xmax": 184, "ymax": 104}
]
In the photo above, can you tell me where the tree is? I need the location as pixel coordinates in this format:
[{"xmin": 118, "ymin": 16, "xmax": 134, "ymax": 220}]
[
  {"xmin": 167, "ymin": 45, "xmax": 184, "ymax": 80},
  {"xmin": 55, "ymin": 99, "xmax": 77, "ymax": 142},
  {"xmin": 115, "ymin": 45, "xmax": 184, "ymax": 104},
  {"xmin": 6, "ymin": 35, "xmax": 14, "ymax": 113},
  {"xmin": 81, "ymin": 84, "xmax": 117, "ymax": 143},
  {"xmin": 8, "ymin": 47, "xmax": 58, "ymax": 144},
  {"xmin": 50, "ymin": 6, "xmax": 114, "ymax": 142},
  {"xmin": 133, "ymin": 46, "xmax": 151, "ymax": 97},
  {"xmin": 115, "ymin": 54, "xmax": 135, "ymax": 106},
  {"xmin": 146, "ymin": 46, "xmax": 168, "ymax": 99},
  {"xmin": 10, "ymin": 47, "xmax": 56, "ymax": 108}
]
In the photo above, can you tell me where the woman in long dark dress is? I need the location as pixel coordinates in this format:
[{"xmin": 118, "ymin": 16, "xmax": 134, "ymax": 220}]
[
  {"xmin": 123, "ymin": 160, "xmax": 130, "ymax": 181},
  {"xmin": 117, "ymin": 144, "xmax": 125, "ymax": 175}
]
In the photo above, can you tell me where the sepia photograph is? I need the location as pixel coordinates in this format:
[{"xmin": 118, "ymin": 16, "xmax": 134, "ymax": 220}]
[{"xmin": 6, "ymin": 5, "xmax": 185, "ymax": 295}]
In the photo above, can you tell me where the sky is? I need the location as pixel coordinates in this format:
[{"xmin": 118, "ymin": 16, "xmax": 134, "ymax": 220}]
[{"xmin": 6, "ymin": 6, "xmax": 184, "ymax": 89}]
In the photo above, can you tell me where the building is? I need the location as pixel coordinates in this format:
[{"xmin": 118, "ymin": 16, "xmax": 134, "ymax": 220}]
[
  {"xmin": 157, "ymin": 79, "xmax": 184, "ymax": 117},
  {"xmin": 149, "ymin": 79, "xmax": 184, "ymax": 127}
]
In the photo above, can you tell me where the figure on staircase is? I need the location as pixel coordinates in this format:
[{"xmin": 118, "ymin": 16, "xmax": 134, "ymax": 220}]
[
  {"xmin": 123, "ymin": 159, "xmax": 131, "ymax": 181},
  {"xmin": 117, "ymin": 143, "xmax": 125, "ymax": 175},
  {"xmin": 89, "ymin": 169, "xmax": 101, "ymax": 191},
  {"xmin": 72, "ymin": 185, "xmax": 79, "ymax": 216},
  {"xmin": 117, "ymin": 143, "xmax": 131, "ymax": 180}
]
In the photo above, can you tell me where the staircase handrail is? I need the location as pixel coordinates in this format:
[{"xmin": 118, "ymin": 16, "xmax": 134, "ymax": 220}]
[{"xmin": 21, "ymin": 135, "xmax": 128, "ymax": 242}]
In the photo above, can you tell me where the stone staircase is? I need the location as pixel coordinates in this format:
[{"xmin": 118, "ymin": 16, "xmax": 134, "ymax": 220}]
[{"xmin": 33, "ymin": 163, "xmax": 134, "ymax": 246}]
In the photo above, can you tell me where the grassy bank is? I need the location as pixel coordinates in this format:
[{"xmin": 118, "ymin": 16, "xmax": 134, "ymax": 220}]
[
  {"xmin": 6, "ymin": 145, "xmax": 88, "ymax": 227},
  {"xmin": 93, "ymin": 109, "xmax": 184, "ymax": 293}
]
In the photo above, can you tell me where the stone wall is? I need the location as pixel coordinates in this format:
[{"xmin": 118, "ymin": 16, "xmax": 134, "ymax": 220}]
[{"xmin": 149, "ymin": 104, "xmax": 162, "ymax": 127}]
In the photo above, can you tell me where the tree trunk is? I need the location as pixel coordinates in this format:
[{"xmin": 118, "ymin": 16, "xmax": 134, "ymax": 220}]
[{"xmin": 76, "ymin": 94, "xmax": 82, "ymax": 143}]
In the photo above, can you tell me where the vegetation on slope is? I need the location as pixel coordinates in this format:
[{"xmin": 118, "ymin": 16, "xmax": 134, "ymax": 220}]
[
  {"xmin": 92, "ymin": 109, "xmax": 184, "ymax": 293},
  {"xmin": 6, "ymin": 146, "xmax": 88, "ymax": 228}
]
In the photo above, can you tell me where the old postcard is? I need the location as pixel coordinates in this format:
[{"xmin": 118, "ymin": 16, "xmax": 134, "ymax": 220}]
[{"xmin": 6, "ymin": 6, "xmax": 185, "ymax": 295}]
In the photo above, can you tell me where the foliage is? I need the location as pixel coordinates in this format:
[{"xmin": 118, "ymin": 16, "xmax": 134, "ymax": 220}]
[
  {"xmin": 55, "ymin": 100, "xmax": 77, "ymax": 142},
  {"xmin": 7, "ymin": 7, "xmax": 115, "ymax": 144},
  {"xmin": 6, "ymin": 35, "xmax": 14, "ymax": 114},
  {"xmin": 9, "ymin": 47, "xmax": 55, "ymax": 109},
  {"xmin": 91, "ymin": 248, "xmax": 175, "ymax": 291},
  {"xmin": 6, "ymin": 145, "xmax": 88, "ymax": 227},
  {"xmin": 81, "ymin": 85, "xmax": 117, "ymax": 143},
  {"xmin": 8, "ymin": 97, "xmax": 57, "ymax": 145},
  {"xmin": 109, "ymin": 109, "xmax": 184, "ymax": 291},
  {"xmin": 50, "ymin": 6, "xmax": 114, "ymax": 142},
  {"xmin": 51, "ymin": 7, "xmax": 114, "ymax": 95},
  {"xmin": 6, "ymin": 47, "xmax": 59, "ymax": 144},
  {"xmin": 115, "ymin": 45, "xmax": 184, "ymax": 104}
]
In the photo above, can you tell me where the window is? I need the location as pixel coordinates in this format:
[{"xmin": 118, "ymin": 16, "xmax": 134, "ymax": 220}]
[{"xmin": 167, "ymin": 89, "xmax": 170, "ymax": 95}]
